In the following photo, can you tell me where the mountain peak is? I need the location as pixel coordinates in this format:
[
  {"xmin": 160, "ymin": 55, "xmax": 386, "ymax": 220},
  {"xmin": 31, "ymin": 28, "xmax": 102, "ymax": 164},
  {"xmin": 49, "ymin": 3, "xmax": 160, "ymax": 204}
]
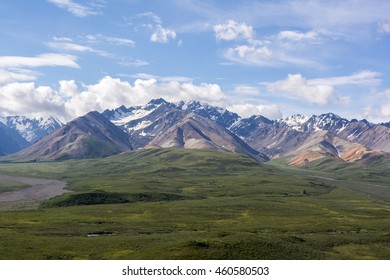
[
  {"xmin": 176, "ymin": 100, "xmax": 239, "ymax": 129},
  {"xmin": 279, "ymin": 114, "xmax": 310, "ymax": 131},
  {"xmin": 148, "ymin": 98, "xmax": 168, "ymax": 105}
]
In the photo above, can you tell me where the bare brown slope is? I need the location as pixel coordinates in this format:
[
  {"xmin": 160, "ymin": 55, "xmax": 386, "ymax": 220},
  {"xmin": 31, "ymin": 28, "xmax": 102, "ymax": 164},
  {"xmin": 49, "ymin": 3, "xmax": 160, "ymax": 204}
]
[
  {"xmin": 150, "ymin": 113, "xmax": 268, "ymax": 161},
  {"xmin": 11, "ymin": 111, "xmax": 133, "ymax": 161}
]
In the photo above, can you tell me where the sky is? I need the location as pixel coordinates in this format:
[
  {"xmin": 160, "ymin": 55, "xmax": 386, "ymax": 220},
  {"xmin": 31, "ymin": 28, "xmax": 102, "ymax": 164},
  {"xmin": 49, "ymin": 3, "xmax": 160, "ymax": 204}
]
[{"xmin": 1, "ymin": 0, "xmax": 390, "ymax": 123}]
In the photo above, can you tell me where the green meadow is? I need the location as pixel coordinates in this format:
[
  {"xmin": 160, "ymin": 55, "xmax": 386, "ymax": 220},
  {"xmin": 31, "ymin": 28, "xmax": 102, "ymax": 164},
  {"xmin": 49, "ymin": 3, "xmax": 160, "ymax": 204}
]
[{"xmin": 0, "ymin": 149, "xmax": 389, "ymax": 259}]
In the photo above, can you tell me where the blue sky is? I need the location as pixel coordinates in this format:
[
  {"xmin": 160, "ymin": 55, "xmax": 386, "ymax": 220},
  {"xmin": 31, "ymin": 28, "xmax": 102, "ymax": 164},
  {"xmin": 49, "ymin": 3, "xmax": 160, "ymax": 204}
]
[{"xmin": 1, "ymin": 0, "xmax": 390, "ymax": 122}]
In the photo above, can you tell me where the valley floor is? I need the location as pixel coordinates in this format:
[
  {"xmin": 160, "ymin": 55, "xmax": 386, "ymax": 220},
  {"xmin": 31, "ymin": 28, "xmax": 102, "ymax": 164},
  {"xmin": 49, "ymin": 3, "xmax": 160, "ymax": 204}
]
[
  {"xmin": 0, "ymin": 174, "xmax": 69, "ymax": 211},
  {"xmin": 0, "ymin": 149, "xmax": 389, "ymax": 260}
]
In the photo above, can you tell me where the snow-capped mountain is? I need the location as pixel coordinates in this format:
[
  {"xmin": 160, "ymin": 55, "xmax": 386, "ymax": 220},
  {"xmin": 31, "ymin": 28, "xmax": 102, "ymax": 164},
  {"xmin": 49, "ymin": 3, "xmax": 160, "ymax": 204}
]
[
  {"xmin": 1, "ymin": 98, "xmax": 389, "ymax": 164},
  {"xmin": 0, "ymin": 116, "xmax": 63, "ymax": 143},
  {"xmin": 176, "ymin": 100, "xmax": 240, "ymax": 129},
  {"xmin": 278, "ymin": 113, "xmax": 350, "ymax": 133},
  {"xmin": 277, "ymin": 114, "xmax": 310, "ymax": 132},
  {"xmin": 103, "ymin": 99, "xmax": 184, "ymax": 149},
  {"xmin": 102, "ymin": 99, "xmax": 390, "ymax": 162}
]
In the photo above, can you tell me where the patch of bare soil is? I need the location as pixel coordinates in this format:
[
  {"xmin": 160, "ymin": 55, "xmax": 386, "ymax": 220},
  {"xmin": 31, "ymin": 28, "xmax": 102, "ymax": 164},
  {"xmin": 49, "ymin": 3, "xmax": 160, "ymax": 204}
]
[{"xmin": 0, "ymin": 174, "xmax": 69, "ymax": 211}]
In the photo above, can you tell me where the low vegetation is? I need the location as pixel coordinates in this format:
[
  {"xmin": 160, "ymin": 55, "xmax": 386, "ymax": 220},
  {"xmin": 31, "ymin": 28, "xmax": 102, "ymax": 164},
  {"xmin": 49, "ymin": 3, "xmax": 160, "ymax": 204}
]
[
  {"xmin": 0, "ymin": 148, "xmax": 388, "ymax": 259},
  {"xmin": 0, "ymin": 180, "xmax": 30, "ymax": 194}
]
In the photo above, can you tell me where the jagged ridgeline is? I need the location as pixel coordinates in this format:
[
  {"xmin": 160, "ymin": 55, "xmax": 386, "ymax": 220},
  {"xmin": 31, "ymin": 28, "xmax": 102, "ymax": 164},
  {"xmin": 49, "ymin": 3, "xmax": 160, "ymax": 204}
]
[{"xmin": 1, "ymin": 99, "xmax": 389, "ymax": 164}]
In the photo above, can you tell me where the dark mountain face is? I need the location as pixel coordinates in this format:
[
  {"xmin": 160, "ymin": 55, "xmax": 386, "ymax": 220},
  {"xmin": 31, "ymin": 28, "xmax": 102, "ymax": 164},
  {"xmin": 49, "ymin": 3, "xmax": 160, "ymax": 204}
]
[
  {"xmin": 0, "ymin": 123, "xmax": 29, "ymax": 155},
  {"xmin": 102, "ymin": 105, "xmax": 134, "ymax": 121},
  {"xmin": 12, "ymin": 111, "xmax": 133, "ymax": 161},
  {"xmin": 381, "ymin": 122, "xmax": 390, "ymax": 128}
]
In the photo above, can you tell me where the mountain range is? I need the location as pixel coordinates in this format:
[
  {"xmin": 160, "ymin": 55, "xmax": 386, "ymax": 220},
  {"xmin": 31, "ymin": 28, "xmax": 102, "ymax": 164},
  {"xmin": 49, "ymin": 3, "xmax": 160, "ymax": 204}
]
[{"xmin": 1, "ymin": 98, "xmax": 389, "ymax": 164}]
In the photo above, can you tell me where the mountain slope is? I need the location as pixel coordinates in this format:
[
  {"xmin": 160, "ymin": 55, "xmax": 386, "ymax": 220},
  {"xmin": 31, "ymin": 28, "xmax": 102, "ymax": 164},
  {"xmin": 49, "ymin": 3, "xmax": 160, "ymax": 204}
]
[
  {"xmin": 0, "ymin": 123, "xmax": 29, "ymax": 156},
  {"xmin": 150, "ymin": 112, "xmax": 268, "ymax": 161},
  {"xmin": 11, "ymin": 111, "xmax": 133, "ymax": 161}
]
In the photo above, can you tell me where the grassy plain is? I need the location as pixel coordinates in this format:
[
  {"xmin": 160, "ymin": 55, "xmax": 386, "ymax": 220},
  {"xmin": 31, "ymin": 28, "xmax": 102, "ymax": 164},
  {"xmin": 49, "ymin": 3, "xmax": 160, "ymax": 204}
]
[{"xmin": 0, "ymin": 148, "xmax": 389, "ymax": 259}]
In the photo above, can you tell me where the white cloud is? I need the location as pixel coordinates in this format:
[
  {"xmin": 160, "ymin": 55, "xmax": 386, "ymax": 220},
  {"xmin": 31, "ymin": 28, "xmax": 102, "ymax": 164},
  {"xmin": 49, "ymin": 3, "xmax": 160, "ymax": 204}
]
[
  {"xmin": 224, "ymin": 43, "xmax": 318, "ymax": 67},
  {"xmin": 0, "ymin": 69, "xmax": 39, "ymax": 85},
  {"xmin": 228, "ymin": 104, "xmax": 282, "ymax": 119},
  {"xmin": 48, "ymin": 41, "xmax": 95, "ymax": 52},
  {"xmin": 84, "ymin": 34, "xmax": 135, "ymax": 46},
  {"xmin": 119, "ymin": 59, "xmax": 149, "ymax": 67},
  {"xmin": 47, "ymin": 41, "xmax": 112, "ymax": 57},
  {"xmin": 128, "ymin": 12, "xmax": 177, "ymax": 44},
  {"xmin": 0, "ymin": 53, "xmax": 79, "ymax": 69},
  {"xmin": 310, "ymin": 71, "xmax": 381, "ymax": 87},
  {"xmin": 59, "ymin": 80, "xmax": 78, "ymax": 98},
  {"xmin": 224, "ymin": 44, "xmax": 273, "ymax": 66},
  {"xmin": 214, "ymin": 20, "xmax": 322, "ymax": 68},
  {"xmin": 364, "ymin": 89, "xmax": 390, "ymax": 122},
  {"xmin": 47, "ymin": 0, "xmax": 101, "ymax": 17},
  {"xmin": 233, "ymin": 84, "xmax": 260, "ymax": 95},
  {"xmin": 0, "ymin": 82, "xmax": 66, "ymax": 119},
  {"xmin": 378, "ymin": 20, "xmax": 390, "ymax": 33},
  {"xmin": 150, "ymin": 25, "xmax": 177, "ymax": 43},
  {"xmin": 380, "ymin": 90, "xmax": 390, "ymax": 117},
  {"xmin": 53, "ymin": 37, "xmax": 73, "ymax": 42},
  {"xmin": 277, "ymin": 30, "xmax": 319, "ymax": 41},
  {"xmin": 130, "ymin": 73, "xmax": 193, "ymax": 83},
  {"xmin": 214, "ymin": 20, "xmax": 254, "ymax": 41},
  {"xmin": 105, "ymin": 37, "xmax": 135, "ymax": 46},
  {"xmin": 0, "ymin": 76, "xmax": 227, "ymax": 122},
  {"xmin": 267, "ymin": 74, "xmax": 336, "ymax": 105}
]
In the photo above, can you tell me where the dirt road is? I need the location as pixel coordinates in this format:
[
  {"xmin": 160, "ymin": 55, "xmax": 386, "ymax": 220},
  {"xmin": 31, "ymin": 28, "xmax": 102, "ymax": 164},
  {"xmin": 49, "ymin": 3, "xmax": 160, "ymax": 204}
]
[{"xmin": 0, "ymin": 174, "xmax": 69, "ymax": 211}]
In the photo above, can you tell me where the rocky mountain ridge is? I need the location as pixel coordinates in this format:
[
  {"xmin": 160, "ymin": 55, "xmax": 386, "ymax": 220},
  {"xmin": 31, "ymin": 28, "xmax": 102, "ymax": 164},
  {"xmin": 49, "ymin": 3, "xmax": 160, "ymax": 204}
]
[{"xmin": 1, "ymin": 98, "xmax": 389, "ymax": 164}]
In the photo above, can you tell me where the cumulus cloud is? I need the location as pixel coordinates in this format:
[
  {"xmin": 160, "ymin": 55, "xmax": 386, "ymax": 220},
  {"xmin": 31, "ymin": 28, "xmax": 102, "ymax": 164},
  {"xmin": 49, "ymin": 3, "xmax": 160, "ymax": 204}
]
[
  {"xmin": 0, "ymin": 53, "xmax": 79, "ymax": 69},
  {"xmin": 214, "ymin": 20, "xmax": 254, "ymax": 41},
  {"xmin": 228, "ymin": 104, "xmax": 282, "ymax": 119},
  {"xmin": 0, "ymin": 82, "xmax": 66, "ymax": 118},
  {"xmin": 47, "ymin": 0, "xmax": 102, "ymax": 17},
  {"xmin": 267, "ymin": 74, "xmax": 336, "ymax": 105},
  {"xmin": 214, "ymin": 20, "xmax": 321, "ymax": 67},
  {"xmin": 0, "ymin": 76, "xmax": 227, "ymax": 122},
  {"xmin": 150, "ymin": 25, "xmax": 177, "ymax": 43},
  {"xmin": 128, "ymin": 12, "xmax": 177, "ymax": 43}
]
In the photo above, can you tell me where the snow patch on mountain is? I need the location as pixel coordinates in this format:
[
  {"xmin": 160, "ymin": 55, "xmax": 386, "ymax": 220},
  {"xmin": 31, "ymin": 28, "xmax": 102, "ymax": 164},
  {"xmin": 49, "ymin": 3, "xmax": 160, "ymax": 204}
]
[
  {"xmin": 0, "ymin": 116, "xmax": 63, "ymax": 143},
  {"xmin": 278, "ymin": 114, "xmax": 310, "ymax": 131}
]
